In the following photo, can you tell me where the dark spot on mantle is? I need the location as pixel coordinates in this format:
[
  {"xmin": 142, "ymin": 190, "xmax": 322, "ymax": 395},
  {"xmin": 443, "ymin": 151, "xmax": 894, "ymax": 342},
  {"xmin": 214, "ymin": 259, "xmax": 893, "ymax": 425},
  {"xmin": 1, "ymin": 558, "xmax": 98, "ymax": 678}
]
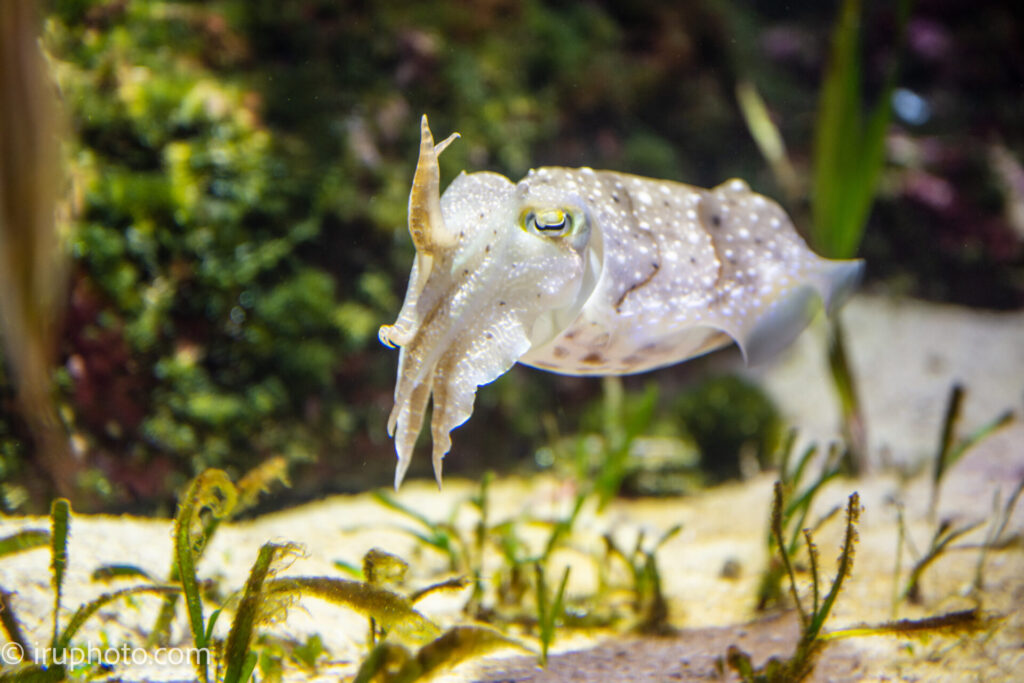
[{"xmin": 582, "ymin": 352, "xmax": 604, "ymax": 364}]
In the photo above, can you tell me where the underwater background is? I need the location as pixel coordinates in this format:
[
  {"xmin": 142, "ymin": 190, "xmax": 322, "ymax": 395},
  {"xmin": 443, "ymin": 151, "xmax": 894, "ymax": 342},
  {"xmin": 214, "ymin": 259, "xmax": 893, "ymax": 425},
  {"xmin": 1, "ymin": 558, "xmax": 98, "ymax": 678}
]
[{"xmin": 1, "ymin": 0, "xmax": 1021, "ymax": 513}]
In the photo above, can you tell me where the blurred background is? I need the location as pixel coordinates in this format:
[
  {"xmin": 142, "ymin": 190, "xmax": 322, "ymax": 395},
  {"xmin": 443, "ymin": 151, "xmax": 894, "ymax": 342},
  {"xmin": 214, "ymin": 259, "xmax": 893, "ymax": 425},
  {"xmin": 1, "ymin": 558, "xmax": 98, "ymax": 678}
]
[{"xmin": 0, "ymin": 0, "xmax": 1021, "ymax": 514}]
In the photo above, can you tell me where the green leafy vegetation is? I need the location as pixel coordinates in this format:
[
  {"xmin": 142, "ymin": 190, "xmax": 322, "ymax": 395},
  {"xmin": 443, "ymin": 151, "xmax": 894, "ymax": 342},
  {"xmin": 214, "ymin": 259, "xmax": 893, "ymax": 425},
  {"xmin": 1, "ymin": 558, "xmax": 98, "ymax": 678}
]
[
  {"xmin": 928, "ymin": 384, "xmax": 1014, "ymax": 519},
  {"xmin": 603, "ymin": 524, "xmax": 681, "ymax": 634},
  {"xmin": 728, "ymin": 488, "xmax": 861, "ymax": 682},
  {"xmin": 811, "ymin": 0, "xmax": 912, "ymax": 260},
  {"xmin": 139, "ymin": 457, "xmax": 286, "ymax": 648},
  {"xmin": 534, "ymin": 564, "xmax": 570, "ymax": 667},
  {"xmin": 0, "ymin": 467, "xmax": 537, "ymax": 681},
  {"xmin": 367, "ymin": 466, "xmax": 686, "ymax": 659},
  {"xmin": 0, "ymin": 498, "xmax": 181, "ymax": 681},
  {"xmin": 756, "ymin": 433, "xmax": 844, "ymax": 612},
  {"xmin": 889, "ymin": 384, "xmax": 1019, "ymax": 607},
  {"xmin": 352, "ymin": 625, "xmax": 527, "ymax": 683},
  {"xmin": 738, "ymin": 0, "xmax": 913, "ymax": 474}
]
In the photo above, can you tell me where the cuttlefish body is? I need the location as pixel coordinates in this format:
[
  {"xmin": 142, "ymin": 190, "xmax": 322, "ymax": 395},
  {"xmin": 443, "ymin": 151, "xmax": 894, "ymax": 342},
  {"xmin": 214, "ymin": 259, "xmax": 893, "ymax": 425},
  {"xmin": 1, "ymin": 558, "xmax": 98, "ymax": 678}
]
[{"xmin": 380, "ymin": 116, "xmax": 862, "ymax": 488}]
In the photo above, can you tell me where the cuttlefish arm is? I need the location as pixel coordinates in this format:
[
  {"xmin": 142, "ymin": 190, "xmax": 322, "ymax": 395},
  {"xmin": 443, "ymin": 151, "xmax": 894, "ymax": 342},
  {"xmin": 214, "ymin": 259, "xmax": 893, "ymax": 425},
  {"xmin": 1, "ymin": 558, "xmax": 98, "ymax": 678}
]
[
  {"xmin": 379, "ymin": 116, "xmax": 587, "ymax": 488},
  {"xmin": 379, "ymin": 116, "xmax": 460, "ymax": 352},
  {"xmin": 379, "ymin": 116, "xmax": 465, "ymax": 488}
]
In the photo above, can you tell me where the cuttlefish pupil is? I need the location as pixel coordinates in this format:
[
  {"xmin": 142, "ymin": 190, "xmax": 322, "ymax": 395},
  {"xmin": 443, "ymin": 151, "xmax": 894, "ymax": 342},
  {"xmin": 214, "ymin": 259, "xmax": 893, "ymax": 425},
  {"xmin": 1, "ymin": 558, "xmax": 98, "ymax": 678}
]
[
  {"xmin": 380, "ymin": 114, "xmax": 863, "ymax": 489},
  {"xmin": 526, "ymin": 208, "xmax": 570, "ymax": 233}
]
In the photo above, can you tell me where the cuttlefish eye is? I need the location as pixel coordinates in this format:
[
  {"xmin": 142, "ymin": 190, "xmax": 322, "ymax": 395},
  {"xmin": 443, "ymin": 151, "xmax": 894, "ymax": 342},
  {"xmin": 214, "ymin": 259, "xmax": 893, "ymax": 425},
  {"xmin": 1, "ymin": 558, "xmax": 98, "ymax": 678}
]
[{"xmin": 524, "ymin": 208, "xmax": 572, "ymax": 235}]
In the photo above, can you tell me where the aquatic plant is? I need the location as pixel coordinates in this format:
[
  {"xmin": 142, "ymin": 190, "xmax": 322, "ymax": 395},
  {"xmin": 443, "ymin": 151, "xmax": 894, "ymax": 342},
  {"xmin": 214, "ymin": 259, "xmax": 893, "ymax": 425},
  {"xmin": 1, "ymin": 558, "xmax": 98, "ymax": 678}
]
[
  {"xmin": 889, "ymin": 383, "xmax": 1018, "ymax": 607},
  {"xmin": 144, "ymin": 457, "xmax": 289, "ymax": 647},
  {"xmin": 0, "ymin": 499, "xmax": 180, "ymax": 681},
  {"xmin": 533, "ymin": 563, "xmax": 570, "ymax": 667},
  {"xmin": 813, "ymin": 0, "xmax": 911, "ymax": 471},
  {"xmin": 372, "ymin": 489, "xmax": 467, "ymax": 574},
  {"xmin": 0, "ymin": 527, "xmax": 50, "ymax": 664},
  {"xmin": 928, "ymin": 384, "xmax": 1014, "ymax": 519},
  {"xmin": 352, "ymin": 625, "xmax": 528, "ymax": 683},
  {"xmin": 31, "ymin": 2, "xmax": 380, "ymax": 508},
  {"xmin": 900, "ymin": 518, "xmax": 981, "ymax": 605},
  {"xmin": 972, "ymin": 478, "xmax": 1024, "ymax": 593},
  {"xmin": 602, "ymin": 524, "xmax": 681, "ymax": 634},
  {"xmin": 756, "ymin": 433, "xmax": 844, "ymax": 611},
  {"xmin": 727, "ymin": 487, "xmax": 861, "ymax": 682},
  {"xmin": 542, "ymin": 378, "xmax": 665, "ymax": 499},
  {"xmin": 369, "ymin": 465, "xmax": 686, "ymax": 651},
  {"xmin": 810, "ymin": 0, "xmax": 912, "ymax": 260},
  {"xmin": 137, "ymin": 468, "xmax": 518, "ymax": 682},
  {"xmin": 0, "ymin": 477, "xmax": 534, "ymax": 681},
  {"xmin": 589, "ymin": 378, "xmax": 657, "ymax": 507},
  {"xmin": 542, "ymin": 373, "xmax": 781, "ymax": 495}
]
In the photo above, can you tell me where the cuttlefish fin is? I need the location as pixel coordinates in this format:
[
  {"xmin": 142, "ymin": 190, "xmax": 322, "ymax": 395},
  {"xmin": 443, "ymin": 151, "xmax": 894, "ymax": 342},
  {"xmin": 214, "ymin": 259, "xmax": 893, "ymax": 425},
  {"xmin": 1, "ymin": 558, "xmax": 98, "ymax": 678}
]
[{"xmin": 729, "ymin": 258, "xmax": 864, "ymax": 365}]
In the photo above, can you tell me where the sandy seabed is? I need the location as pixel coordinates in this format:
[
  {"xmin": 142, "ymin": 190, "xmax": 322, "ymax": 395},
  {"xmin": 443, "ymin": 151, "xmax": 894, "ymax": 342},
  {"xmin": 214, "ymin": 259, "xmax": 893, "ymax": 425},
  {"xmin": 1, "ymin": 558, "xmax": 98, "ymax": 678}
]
[{"xmin": 1, "ymin": 295, "xmax": 1022, "ymax": 682}]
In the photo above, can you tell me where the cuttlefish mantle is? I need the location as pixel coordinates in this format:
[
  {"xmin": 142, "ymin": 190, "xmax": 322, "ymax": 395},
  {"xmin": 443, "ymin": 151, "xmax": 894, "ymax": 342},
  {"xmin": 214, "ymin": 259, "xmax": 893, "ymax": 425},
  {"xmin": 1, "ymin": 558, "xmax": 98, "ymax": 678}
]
[{"xmin": 380, "ymin": 115, "xmax": 863, "ymax": 488}]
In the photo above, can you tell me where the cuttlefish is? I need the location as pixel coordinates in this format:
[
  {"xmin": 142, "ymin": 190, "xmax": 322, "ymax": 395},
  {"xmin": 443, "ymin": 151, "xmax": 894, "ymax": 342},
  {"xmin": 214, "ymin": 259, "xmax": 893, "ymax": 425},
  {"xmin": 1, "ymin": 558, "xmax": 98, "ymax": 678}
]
[{"xmin": 380, "ymin": 115, "xmax": 862, "ymax": 488}]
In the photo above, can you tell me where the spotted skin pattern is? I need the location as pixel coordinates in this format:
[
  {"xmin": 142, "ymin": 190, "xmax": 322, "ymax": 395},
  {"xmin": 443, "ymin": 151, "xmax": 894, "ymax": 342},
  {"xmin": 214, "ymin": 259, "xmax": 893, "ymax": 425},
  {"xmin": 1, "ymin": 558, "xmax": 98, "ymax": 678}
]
[{"xmin": 380, "ymin": 116, "xmax": 862, "ymax": 487}]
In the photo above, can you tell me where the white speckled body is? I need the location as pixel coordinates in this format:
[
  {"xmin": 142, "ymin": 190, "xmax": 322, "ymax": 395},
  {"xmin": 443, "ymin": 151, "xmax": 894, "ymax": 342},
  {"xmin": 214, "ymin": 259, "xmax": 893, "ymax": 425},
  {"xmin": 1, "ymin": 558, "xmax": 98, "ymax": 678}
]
[
  {"xmin": 518, "ymin": 167, "xmax": 857, "ymax": 374},
  {"xmin": 380, "ymin": 116, "xmax": 862, "ymax": 487}
]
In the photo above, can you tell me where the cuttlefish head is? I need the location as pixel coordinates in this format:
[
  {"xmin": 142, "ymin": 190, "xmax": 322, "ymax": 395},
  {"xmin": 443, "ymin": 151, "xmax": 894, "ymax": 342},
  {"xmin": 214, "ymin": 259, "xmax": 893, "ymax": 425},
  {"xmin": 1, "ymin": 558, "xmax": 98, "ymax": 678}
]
[{"xmin": 379, "ymin": 116, "xmax": 595, "ymax": 488}]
